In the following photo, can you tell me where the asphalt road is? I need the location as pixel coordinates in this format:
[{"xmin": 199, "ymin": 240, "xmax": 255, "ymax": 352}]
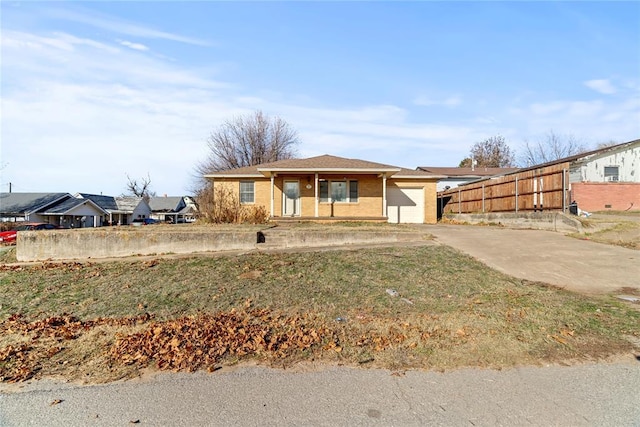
[{"xmin": 1, "ymin": 359, "xmax": 640, "ymax": 426}]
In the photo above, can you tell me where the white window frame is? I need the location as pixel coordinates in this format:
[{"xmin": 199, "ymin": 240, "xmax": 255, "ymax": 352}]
[{"xmin": 239, "ymin": 181, "xmax": 255, "ymax": 204}]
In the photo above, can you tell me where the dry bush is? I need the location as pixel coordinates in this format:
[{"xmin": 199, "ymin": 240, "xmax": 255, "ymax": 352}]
[
  {"xmin": 196, "ymin": 184, "xmax": 268, "ymax": 224},
  {"xmin": 240, "ymin": 205, "xmax": 269, "ymax": 224}
]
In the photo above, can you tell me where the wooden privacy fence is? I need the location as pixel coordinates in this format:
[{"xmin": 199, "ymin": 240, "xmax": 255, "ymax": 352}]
[{"xmin": 439, "ymin": 163, "xmax": 571, "ymax": 215}]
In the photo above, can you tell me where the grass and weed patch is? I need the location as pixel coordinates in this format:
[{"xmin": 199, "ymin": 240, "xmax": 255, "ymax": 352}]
[{"xmin": 0, "ymin": 245, "xmax": 638, "ymax": 383}]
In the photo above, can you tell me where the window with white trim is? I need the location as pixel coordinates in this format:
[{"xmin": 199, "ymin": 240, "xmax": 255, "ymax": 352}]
[
  {"xmin": 239, "ymin": 181, "xmax": 255, "ymax": 204},
  {"xmin": 319, "ymin": 180, "xmax": 358, "ymax": 203}
]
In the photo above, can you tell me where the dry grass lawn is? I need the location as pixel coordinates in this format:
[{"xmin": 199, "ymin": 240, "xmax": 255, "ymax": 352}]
[{"xmin": 1, "ymin": 243, "xmax": 638, "ymax": 385}]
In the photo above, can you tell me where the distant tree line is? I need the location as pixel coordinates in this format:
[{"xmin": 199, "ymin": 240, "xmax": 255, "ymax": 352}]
[{"xmin": 459, "ymin": 131, "xmax": 616, "ymax": 169}]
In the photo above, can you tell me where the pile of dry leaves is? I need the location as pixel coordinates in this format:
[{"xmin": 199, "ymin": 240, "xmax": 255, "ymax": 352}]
[{"xmin": 110, "ymin": 309, "xmax": 336, "ymax": 371}]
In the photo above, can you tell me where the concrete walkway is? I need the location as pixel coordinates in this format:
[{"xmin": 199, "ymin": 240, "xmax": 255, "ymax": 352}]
[{"xmin": 427, "ymin": 225, "xmax": 640, "ymax": 295}]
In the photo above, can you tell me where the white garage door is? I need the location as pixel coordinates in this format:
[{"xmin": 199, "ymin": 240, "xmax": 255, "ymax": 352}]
[{"xmin": 387, "ymin": 187, "xmax": 424, "ymax": 224}]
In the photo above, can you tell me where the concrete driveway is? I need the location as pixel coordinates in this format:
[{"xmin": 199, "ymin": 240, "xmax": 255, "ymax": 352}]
[{"xmin": 427, "ymin": 225, "xmax": 640, "ymax": 295}]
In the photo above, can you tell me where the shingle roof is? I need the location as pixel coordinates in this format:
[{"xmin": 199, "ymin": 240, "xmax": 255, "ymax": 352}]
[
  {"xmin": 259, "ymin": 155, "xmax": 400, "ymax": 170},
  {"xmin": 115, "ymin": 197, "xmax": 143, "ymax": 212},
  {"xmin": 205, "ymin": 155, "xmax": 440, "ymax": 178},
  {"xmin": 77, "ymin": 194, "xmax": 144, "ymax": 213},
  {"xmin": 43, "ymin": 198, "xmax": 106, "ymax": 215},
  {"xmin": 148, "ymin": 196, "xmax": 184, "ymax": 212},
  {"xmin": 0, "ymin": 192, "xmax": 71, "ymax": 215},
  {"xmin": 78, "ymin": 193, "xmax": 119, "ymax": 210}
]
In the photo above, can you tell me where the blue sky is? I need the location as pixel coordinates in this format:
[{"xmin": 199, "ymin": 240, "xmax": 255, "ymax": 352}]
[{"xmin": 2, "ymin": 1, "xmax": 639, "ymax": 196}]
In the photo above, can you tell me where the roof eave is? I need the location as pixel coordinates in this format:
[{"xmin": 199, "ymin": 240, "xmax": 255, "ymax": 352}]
[
  {"xmin": 204, "ymin": 173, "xmax": 264, "ymax": 179},
  {"xmin": 391, "ymin": 174, "xmax": 447, "ymax": 180},
  {"xmin": 256, "ymin": 167, "xmax": 402, "ymax": 177}
]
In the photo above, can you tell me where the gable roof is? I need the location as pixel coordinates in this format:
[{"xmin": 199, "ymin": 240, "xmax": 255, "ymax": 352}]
[
  {"xmin": 115, "ymin": 197, "xmax": 145, "ymax": 212},
  {"xmin": 76, "ymin": 193, "xmax": 146, "ymax": 214},
  {"xmin": 42, "ymin": 198, "xmax": 107, "ymax": 215},
  {"xmin": 0, "ymin": 192, "xmax": 71, "ymax": 215},
  {"xmin": 77, "ymin": 193, "xmax": 119, "ymax": 210},
  {"xmin": 205, "ymin": 154, "xmax": 441, "ymax": 178},
  {"xmin": 148, "ymin": 196, "xmax": 185, "ymax": 212}
]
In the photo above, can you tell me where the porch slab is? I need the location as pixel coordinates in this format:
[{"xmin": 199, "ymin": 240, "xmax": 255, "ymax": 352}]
[{"xmin": 270, "ymin": 216, "xmax": 388, "ymax": 224}]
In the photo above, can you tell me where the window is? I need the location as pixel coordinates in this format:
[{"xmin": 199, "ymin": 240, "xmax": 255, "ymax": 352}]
[
  {"xmin": 349, "ymin": 181, "xmax": 359, "ymax": 203},
  {"xmin": 331, "ymin": 181, "xmax": 347, "ymax": 202},
  {"xmin": 240, "ymin": 181, "xmax": 255, "ymax": 204},
  {"xmin": 604, "ymin": 166, "xmax": 619, "ymax": 182},
  {"xmin": 319, "ymin": 180, "xmax": 358, "ymax": 203},
  {"xmin": 319, "ymin": 181, "xmax": 329, "ymax": 202}
]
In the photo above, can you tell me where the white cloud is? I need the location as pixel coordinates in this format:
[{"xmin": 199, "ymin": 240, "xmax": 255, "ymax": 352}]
[
  {"xmin": 584, "ymin": 79, "xmax": 617, "ymax": 95},
  {"xmin": 118, "ymin": 40, "xmax": 149, "ymax": 51},
  {"xmin": 413, "ymin": 95, "xmax": 462, "ymax": 108},
  {"xmin": 508, "ymin": 95, "xmax": 639, "ymax": 147},
  {"xmin": 43, "ymin": 7, "xmax": 211, "ymax": 46},
  {"xmin": 3, "ymin": 17, "xmax": 639, "ymax": 194}
]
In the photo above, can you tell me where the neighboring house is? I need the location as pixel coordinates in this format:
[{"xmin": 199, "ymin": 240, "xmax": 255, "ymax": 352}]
[
  {"xmin": 40, "ymin": 197, "xmax": 107, "ymax": 228},
  {"xmin": 439, "ymin": 138, "xmax": 640, "ymax": 214},
  {"xmin": 417, "ymin": 167, "xmax": 520, "ymax": 191},
  {"xmin": 0, "ymin": 192, "xmax": 106, "ymax": 227},
  {"xmin": 76, "ymin": 194, "xmax": 152, "ymax": 225},
  {"xmin": 568, "ymin": 140, "xmax": 640, "ymax": 211},
  {"xmin": 149, "ymin": 196, "xmax": 197, "ymax": 223},
  {"xmin": 1, "ymin": 192, "xmax": 71, "ymax": 222},
  {"xmin": 204, "ymin": 154, "xmax": 442, "ymax": 224}
]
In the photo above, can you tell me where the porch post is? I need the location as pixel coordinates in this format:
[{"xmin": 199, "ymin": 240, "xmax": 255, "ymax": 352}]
[
  {"xmin": 314, "ymin": 173, "xmax": 319, "ymax": 217},
  {"xmin": 382, "ymin": 174, "xmax": 387, "ymax": 217},
  {"xmin": 270, "ymin": 175, "xmax": 275, "ymax": 217}
]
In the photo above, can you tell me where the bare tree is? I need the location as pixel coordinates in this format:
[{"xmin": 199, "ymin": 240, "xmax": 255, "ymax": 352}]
[
  {"xmin": 192, "ymin": 111, "xmax": 299, "ymax": 222},
  {"xmin": 520, "ymin": 131, "xmax": 587, "ymax": 167},
  {"xmin": 195, "ymin": 111, "xmax": 300, "ymax": 177},
  {"xmin": 595, "ymin": 140, "xmax": 619, "ymax": 149},
  {"xmin": 124, "ymin": 173, "xmax": 156, "ymax": 200},
  {"xmin": 460, "ymin": 136, "xmax": 516, "ymax": 168}
]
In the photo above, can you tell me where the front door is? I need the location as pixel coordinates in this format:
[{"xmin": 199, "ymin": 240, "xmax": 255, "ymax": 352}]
[{"xmin": 283, "ymin": 181, "xmax": 300, "ymax": 216}]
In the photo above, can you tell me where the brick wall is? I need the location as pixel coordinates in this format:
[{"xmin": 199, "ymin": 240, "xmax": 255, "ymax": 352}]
[
  {"xmin": 571, "ymin": 182, "xmax": 640, "ymax": 212},
  {"xmin": 215, "ymin": 175, "xmax": 438, "ymax": 222}
]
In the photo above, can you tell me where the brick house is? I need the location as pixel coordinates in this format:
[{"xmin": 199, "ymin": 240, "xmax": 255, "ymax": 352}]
[{"xmin": 204, "ymin": 155, "xmax": 443, "ymax": 223}]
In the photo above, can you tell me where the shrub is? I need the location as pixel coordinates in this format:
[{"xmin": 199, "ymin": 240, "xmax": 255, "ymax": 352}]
[{"xmin": 196, "ymin": 184, "xmax": 268, "ymax": 224}]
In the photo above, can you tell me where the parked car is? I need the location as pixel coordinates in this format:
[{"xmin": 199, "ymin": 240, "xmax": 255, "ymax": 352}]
[
  {"xmin": 0, "ymin": 222, "xmax": 59, "ymax": 244},
  {"xmin": 131, "ymin": 218, "xmax": 158, "ymax": 226}
]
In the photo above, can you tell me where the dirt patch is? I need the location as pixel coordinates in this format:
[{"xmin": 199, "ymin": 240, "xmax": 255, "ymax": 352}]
[{"xmin": 575, "ymin": 213, "xmax": 640, "ymax": 250}]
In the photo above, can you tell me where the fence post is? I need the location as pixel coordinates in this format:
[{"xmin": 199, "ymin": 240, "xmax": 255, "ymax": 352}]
[
  {"xmin": 533, "ymin": 174, "xmax": 537, "ymax": 212},
  {"xmin": 515, "ymin": 176, "xmax": 519, "ymax": 212},
  {"xmin": 458, "ymin": 188, "xmax": 461, "ymax": 214},
  {"xmin": 562, "ymin": 169, "xmax": 566, "ymax": 213},
  {"xmin": 482, "ymin": 184, "xmax": 485, "ymax": 213}
]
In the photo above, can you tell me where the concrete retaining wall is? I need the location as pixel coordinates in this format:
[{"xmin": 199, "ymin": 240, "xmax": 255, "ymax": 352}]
[
  {"xmin": 16, "ymin": 228, "xmax": 428, "ymax": 262},
  {"xmin": 444, "ymin": 212, "xmax": 584, "ymax": 233},
  {"xmin": 258, "ymin": 229, "xmax": 421, "ymax": 249},
  {"xmin": 16, "ymin": 229, "xmax": 259, "ymax": 262}
]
